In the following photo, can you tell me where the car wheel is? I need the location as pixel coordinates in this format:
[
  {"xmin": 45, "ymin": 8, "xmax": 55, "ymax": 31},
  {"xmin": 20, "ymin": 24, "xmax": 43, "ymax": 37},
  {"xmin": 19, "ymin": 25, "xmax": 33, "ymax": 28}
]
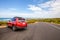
[
  {"xmin": 12, "ymin": 26, "xmax": 17, "ymax": 31},
  {"xmin": 7, "ymin": 25, "xmax": 10, "ymax": 28}
]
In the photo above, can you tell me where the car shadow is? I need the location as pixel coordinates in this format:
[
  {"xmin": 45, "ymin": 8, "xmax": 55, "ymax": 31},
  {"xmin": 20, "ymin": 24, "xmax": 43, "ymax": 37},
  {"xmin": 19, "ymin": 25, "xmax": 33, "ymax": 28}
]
[
  {"xmin": 15, "ymin": 28, "xmax": 27, "ymax": 32},
  {"xmin": 7, "ymin": 27, "xmax": 27, "ymax": 32}
]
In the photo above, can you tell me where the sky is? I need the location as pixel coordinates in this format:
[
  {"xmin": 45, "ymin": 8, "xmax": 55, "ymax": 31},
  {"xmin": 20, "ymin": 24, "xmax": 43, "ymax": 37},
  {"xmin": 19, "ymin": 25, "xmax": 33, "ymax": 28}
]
[{"xmin": 0, "ymin": 0, "xmax": 60, "ymax": 18}]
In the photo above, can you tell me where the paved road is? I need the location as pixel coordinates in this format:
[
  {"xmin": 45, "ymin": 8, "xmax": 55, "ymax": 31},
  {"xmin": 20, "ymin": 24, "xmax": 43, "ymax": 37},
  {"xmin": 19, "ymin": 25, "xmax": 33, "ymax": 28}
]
[{"xmin": 0, "ymin": 22, "xmax": 60, "ymax": 40}]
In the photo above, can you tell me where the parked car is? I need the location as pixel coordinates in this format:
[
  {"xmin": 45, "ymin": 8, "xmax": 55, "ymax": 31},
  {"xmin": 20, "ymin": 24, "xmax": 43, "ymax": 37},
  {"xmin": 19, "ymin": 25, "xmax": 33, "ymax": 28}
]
[{"xmin": 7, "ymin": 17, "xmax": 27, "ymax": 31}]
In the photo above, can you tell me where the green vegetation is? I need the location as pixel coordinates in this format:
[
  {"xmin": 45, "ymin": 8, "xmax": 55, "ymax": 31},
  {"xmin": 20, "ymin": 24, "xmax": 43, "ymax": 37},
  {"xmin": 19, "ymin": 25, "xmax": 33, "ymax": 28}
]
[
  {"xmin": 42, "ymin": 18, "xmax": 60, "ymax": 24},
  {"xmin": 0, "ymin": 18, "xmax": 60, "ymax": 26},
  {"xmin": 27, "ymin": 19, "xmax": 37, "ymax": 24},
  {"xmin": 0, "ymin": 21, "xmax": 7, "ymax": 26},
  {"xmin": 27, "ymin": 18, "xmax": 60, "ymax": 24}
]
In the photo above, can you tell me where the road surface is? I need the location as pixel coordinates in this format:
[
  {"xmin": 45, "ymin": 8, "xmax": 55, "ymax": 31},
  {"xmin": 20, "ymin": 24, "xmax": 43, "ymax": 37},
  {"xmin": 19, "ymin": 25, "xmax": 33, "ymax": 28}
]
[{"xmin": 0, "ymin": 22, "xmax": 60, "ymax": 40}]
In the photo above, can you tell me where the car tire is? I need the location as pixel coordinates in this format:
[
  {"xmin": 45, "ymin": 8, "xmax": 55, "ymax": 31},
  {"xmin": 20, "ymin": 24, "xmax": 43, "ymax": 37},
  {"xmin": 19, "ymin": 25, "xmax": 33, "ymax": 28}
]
[
  {"xmin": 12, "ymin": 26, "xmax": 17, "ymax": 31},
  {"xmin": 7, "ymin": 26, "xmax": 10, "ymax": 28}
]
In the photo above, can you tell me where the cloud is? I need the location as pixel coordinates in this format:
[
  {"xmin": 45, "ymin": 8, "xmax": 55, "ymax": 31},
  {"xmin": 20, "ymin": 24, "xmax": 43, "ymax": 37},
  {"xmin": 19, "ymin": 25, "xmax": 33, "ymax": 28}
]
[
  {"xmin": 0, "ymin": 8, "xmax": 36, "ymax": 18},
  {"xmin": 28, "ymin": 5, "xmax": 42, "ymax": 11},
  {"xmin": 0, "ymin": 0, "xmax": 60, "ymax": 18},
  {"xmin": 28, "ymin": 0, "xmax": 60, "ymax": 18}
]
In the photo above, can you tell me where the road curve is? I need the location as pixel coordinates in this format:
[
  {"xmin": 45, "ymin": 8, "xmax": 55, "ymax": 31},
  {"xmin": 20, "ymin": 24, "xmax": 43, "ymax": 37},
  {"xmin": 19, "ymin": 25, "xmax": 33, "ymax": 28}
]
[{"xmin": 0, "ymin": 22, "xmax": 60, "ymax": 40}]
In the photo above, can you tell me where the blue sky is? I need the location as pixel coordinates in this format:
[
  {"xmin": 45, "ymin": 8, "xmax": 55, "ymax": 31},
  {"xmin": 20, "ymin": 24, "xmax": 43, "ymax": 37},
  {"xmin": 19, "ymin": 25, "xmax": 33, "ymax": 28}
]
[
  {"xmin": 0, "ymin": 0, "xmax": 49, "ymax": 13},
  {"xmin": 0, "ymin": 0, "xmax": 60, "ymax": 18}
]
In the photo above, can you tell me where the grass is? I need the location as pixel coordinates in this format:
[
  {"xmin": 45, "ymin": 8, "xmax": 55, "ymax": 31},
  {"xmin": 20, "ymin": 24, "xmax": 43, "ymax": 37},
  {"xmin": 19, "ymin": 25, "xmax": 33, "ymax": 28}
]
[
  {"xmin": 27, "ymin": 18, "xmax": 60, "ymax": 24},
  {"xmin": 0, "ymin": 21, "xmax": 7, "ymax": 26}
]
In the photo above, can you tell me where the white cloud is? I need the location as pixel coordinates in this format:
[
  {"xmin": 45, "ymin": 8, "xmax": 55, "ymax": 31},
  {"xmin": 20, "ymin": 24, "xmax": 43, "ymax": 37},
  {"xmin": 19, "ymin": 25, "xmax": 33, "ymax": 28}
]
[
  {"xmin": 28, "ymin": 5, "xmax": 42, "ymax": 11},
  {"xmin": 28, "ymin": 0, "xmax": 60, "ymax": 18},
  {"xmin": 0, "ymin": 0, "xmax": 60, "ymax": 18},
  {"xmin": 0, "ymin": 8, "xmax": 36, "ymax": 18}
]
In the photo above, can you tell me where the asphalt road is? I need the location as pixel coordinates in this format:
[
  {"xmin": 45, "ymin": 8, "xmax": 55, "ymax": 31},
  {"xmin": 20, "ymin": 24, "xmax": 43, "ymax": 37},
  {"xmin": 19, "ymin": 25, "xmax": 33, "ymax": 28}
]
[{"xmin": 0, "ymin": 22, "xmax": 60, "ymax": 40}]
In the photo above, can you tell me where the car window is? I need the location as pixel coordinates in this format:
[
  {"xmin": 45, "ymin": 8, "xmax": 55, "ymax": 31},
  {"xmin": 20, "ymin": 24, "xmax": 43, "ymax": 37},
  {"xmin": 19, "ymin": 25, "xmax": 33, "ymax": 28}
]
[
  {"xmin": 18, "ymin": 18, "xmax": 25, "ymax": 22},
  {"xmin": 19, "ymin": 18, "xmax": 25, "ymax": 20},
  {"xmin": 11, "ymin": 18, "xmax": 16, "ymax": 21}
]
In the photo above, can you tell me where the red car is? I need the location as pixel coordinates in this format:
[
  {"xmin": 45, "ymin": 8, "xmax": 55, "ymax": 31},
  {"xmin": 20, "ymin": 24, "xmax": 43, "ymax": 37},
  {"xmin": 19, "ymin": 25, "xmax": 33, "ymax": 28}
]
[{"xmin": 7, "ymin": 17, "xmax": 27, "ymax": 31}]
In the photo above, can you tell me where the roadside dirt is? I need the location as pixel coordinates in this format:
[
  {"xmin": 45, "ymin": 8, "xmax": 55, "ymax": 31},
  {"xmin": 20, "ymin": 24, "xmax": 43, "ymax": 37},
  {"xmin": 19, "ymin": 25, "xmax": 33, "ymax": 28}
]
[{"xmin": 0, "ymin": 26, "xmax": 7, "ymax": 28}]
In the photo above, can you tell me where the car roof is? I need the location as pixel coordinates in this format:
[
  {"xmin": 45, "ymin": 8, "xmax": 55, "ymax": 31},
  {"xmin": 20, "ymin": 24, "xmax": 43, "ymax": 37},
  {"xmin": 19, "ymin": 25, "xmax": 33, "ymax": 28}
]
[{"xmin": 13, "ymin": 17, "xmax": 25, "ymax": 20}]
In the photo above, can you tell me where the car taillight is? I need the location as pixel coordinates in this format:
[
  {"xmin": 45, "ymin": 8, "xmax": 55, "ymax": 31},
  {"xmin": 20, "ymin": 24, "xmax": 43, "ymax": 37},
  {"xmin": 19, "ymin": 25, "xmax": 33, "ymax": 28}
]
[{"xmin": 23, "ymin": 23, "xmax": 25, "ymax": 24}]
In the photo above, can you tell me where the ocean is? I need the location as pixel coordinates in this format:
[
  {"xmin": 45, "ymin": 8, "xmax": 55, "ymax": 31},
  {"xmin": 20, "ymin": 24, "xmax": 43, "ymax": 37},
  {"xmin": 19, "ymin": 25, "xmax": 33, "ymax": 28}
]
[{"xmin": 0, "ymin": 18, "xmax": 11, "ymax": 21}]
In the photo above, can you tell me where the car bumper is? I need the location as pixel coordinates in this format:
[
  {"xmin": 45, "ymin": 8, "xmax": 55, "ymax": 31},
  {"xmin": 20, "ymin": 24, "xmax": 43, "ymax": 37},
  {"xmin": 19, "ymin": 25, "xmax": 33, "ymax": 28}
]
[{"xmin": 17, "ymin": 25, "xmax": 27, "ymax": 29}]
